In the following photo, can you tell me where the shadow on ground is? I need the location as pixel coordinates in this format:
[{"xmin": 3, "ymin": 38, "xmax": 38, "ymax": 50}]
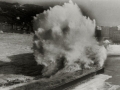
[{"xmin": 0, "ymin": 53, "xmax": 43, "ymax": 77}]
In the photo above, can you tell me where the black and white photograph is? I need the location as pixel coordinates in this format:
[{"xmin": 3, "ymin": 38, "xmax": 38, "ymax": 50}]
[{"xmin": 0, "ymin": 0, "xmax": 120, "ymax": 90}]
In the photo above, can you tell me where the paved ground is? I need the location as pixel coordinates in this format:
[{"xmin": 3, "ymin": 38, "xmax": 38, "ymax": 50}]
[{"xmin": 105, "ymin": 55, "xmax": 120, "ymax": 85}]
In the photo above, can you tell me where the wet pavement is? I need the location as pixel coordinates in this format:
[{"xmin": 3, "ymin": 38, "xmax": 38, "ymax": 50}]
[{"xmin": 105, "ymin": 55, "xmax": 120, "ymax": 85}]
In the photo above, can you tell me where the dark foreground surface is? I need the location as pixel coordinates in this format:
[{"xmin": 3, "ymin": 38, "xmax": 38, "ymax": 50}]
[
  {"xmin": 10, "ymin": 55, "xmax": 120, "ymax": 90},
  {"xmin": 105, "ymin": 55, "xmax": 120, "ymax": 85}
]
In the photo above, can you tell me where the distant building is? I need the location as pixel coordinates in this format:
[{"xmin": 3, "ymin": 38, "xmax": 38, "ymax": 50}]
[
  {"xmin": 101, "ymin": 26, "xmax": 109, "ymax": 38},
  {"xmin": 95, "ymin": 26, "xmax": 102, "ymax": 41},
  {"xmin": 100, "ymin": 26, "xmax": 120, "ymax": 43}
]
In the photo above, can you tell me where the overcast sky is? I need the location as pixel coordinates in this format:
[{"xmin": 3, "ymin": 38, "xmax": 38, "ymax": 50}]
[{"xmin": 0, "ymin": 0, "xmax": 120, "ymax": 26}]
